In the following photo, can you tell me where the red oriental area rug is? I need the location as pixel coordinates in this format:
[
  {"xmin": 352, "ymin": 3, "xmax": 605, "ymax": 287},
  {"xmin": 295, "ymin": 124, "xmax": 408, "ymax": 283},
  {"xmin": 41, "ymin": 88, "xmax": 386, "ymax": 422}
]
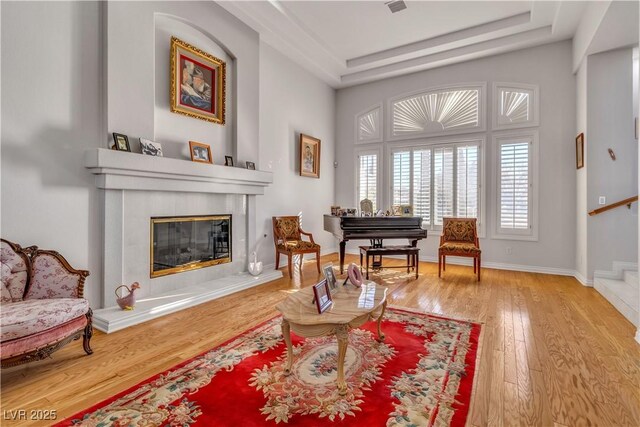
[{"xmin": 57, "ymin": 308, "xmax": 481, "ymax": 427}]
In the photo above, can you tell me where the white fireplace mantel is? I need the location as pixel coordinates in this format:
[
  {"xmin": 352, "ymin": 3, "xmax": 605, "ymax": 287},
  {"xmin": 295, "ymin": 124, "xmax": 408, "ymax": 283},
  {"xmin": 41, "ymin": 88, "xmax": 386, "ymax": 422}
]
[
  {"xmin": 84, "ymin": 148, "xmax": 281, "ymax": 333},
  {"xmin": 84, "ymin": 148, "xmax": 273, "ymax": 194}
]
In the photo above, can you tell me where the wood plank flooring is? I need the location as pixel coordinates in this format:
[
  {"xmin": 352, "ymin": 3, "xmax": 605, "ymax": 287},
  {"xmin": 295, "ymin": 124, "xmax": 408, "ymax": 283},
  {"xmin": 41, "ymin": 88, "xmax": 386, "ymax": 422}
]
[{"xmin": 1, "ymin": 254, "xmax": 639, "ymax": 426}]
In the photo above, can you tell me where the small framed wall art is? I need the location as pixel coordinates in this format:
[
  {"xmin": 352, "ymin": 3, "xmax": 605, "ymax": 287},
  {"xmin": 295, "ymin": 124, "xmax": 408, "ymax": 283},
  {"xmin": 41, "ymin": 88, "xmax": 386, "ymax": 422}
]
[
  {"xmin": 312, "ymin": 279, "xmax": 332, "ymax": 314},
  {"xmin": 300, "ymin": 134, "xmax": 321, "ymax": 178},
  {"xmin": 139, "ymin": 138, "xmax": 163, "ymax": 157},
  {"xmin": 576, "ymin": 133, "xmax": 584, "ymax": 169},
  {"xmin": 189, "ymin": 141, "xmax": 213, "ymax": 164},
  {"xmin": 112, "ymin": 133, "xmax": 131, "ymax": 152},
  {"xmin": 170, "ymin": 37, "xmax": 226, "ymax": 125}
]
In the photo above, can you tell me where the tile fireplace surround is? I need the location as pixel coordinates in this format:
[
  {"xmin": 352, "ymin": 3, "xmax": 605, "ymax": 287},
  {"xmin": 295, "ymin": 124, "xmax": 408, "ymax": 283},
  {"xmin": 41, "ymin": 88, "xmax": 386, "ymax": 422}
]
[{"xmin": 84, "ymin": 148, "xmax": 282, "ymax": 333}]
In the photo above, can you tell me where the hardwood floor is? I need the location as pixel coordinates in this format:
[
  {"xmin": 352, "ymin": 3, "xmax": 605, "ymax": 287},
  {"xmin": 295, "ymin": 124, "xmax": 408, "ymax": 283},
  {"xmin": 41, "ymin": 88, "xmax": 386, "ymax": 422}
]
[{"xmin": 1, "ymin": 254, "xmax": 639, "ymax": 426}]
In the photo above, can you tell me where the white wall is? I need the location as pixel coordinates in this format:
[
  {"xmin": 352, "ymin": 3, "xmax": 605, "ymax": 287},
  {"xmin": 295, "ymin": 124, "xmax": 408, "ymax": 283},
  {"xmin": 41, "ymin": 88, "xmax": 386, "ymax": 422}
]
[
  {"xmin": 1, "ymin": 1, "xmax": 104, "ymax": 305},
  {"xmin": 586, "ymin": 48, "xmax": 638, "ymax": 274},
  {"xmin": 575, "ymin": 60, "xmax": 589, "ymax": 283},
  {"xmin": 335, "ymin": 41, "xmax": 577, "ymax": 272},
  {"xmin": 256, "ymin": 42, "xmax": 336, "ymax": 265}
]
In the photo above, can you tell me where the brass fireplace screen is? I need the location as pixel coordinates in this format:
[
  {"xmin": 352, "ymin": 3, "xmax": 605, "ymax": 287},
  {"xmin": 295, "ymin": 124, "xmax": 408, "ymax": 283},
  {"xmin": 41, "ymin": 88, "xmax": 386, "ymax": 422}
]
[{"xmin": 150, "ymin": 215, "xmax": 231, "ymax": 278}]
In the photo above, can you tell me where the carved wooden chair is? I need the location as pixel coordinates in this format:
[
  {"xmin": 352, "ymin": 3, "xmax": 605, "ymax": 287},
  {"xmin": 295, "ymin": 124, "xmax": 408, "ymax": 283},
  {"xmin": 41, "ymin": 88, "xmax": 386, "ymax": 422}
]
[
  {"xmin": 438, "ymin": 217, "xmax": 481, "ymax": 281},
  {"xmin": 272, "ymin": 216, "xmax": 321, "ymax": 278}
]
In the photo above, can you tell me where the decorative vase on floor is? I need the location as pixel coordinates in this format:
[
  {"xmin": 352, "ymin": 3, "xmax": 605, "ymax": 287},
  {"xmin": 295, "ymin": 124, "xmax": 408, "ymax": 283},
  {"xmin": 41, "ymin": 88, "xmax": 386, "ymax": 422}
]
[
  {"xmin": 115, "ymin": 282, "xmax": 140, "ymax": 310},
  {"xmin": 248, "ymin": 251, "xmax": 263, "ymax": 276}
]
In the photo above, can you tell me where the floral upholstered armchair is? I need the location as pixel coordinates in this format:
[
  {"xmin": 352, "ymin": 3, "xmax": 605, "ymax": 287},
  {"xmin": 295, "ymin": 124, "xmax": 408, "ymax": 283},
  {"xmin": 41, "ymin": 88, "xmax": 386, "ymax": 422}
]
[
  {"xmin": 438, "ymin": 218, "xmax": 481, "ymax": 281},
  {"xmin": 272, "ymin": 216, "xmax": 321, "ymax": 278},
  {"xmin": 0, "ymin": 239, "xmax": 93, "ymax": 367}
]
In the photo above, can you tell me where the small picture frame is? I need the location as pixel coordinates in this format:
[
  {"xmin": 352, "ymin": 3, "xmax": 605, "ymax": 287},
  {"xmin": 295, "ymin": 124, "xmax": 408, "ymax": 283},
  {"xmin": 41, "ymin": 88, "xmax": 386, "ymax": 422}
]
[
  {"xmin": 312, "ymin": 279, "xmax": 332, "ymax": 314},
  {"xmin": 401, "ymin": 205, "xmax": 413, "ymax": 217},
  {"xmin": 246, "ymin": 161, "xmax": 256, "ymax": 170},
  {"xmin": 392, "ymin": 205, "xmax": 402, "ymax": 216},
  {"xmin": 576, "ymin": 133, "xmax": 584, "ymax": 169},
  {"xmin": 330, "ymin": 206, "xmax": 340, "ymax": 216},
  {"xmin": 300, "ymin": 133, "xmax": 321, "ymax": 178},
  {"xmin": 189, "ymin": 141, "xmax": 213, "ymax": 164},
  {"xmin": 322, "ymin": 263, "xmax": 337, "ymax": 291},
  {"xmin": 112, "ymin": 133, "xmax": 131, "ymax": 152},
  {"xmin": 139, "ymin": 138, "xmax": 163, "ymax": 157},
  {"xmin": 225, "ymin": 156, "xmax": 234, "ymax": 167}
]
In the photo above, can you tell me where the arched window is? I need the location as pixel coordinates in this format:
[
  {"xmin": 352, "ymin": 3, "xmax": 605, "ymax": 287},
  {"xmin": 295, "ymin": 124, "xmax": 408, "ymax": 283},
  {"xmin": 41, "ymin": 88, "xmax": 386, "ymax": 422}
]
[
  {"xmin": 389, "ymin": 84, "xmax": 486, "ymax": 140},
  {"xmin": 356, "ymin": 104, "xmax": 382, "ymax": 143}
]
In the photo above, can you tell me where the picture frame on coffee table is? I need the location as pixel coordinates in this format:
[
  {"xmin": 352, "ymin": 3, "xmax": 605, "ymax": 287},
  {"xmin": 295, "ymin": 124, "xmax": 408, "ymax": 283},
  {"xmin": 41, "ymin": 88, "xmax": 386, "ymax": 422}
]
[{"xmin": 312, "ymin": 279, "xmax": 332, "ymax": 314}]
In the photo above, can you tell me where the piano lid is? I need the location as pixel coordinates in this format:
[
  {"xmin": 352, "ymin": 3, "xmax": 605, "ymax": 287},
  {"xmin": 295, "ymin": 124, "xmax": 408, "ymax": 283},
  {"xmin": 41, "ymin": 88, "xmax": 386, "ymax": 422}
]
[{"xmin": 339, "ymin": 216, "xmax": 423, "ymax": 229}]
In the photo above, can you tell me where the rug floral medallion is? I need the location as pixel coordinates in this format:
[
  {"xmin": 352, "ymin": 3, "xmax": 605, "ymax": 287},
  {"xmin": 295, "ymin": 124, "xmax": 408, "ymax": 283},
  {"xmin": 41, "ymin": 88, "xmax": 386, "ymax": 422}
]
[{"xmin": 58, "ymin": 308, "xmax": 481, "ymax": 427}]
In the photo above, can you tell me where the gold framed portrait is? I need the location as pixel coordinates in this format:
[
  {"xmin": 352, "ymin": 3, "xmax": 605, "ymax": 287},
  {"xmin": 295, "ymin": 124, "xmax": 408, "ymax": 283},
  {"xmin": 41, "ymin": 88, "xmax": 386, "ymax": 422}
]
[
  {"xmin": 300, "ymin": 134, "xmax": 321, "ymax": 178},
  {"xmin": 170, "ymin": 37, "xmax": 226, "ymax": 125}
]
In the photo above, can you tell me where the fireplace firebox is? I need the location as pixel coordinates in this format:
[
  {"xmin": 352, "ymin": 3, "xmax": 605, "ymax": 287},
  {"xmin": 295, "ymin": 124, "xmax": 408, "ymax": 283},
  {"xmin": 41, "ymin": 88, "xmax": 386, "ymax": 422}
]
[{"xmin": 150, "ymin": 215, "xmax": 231, "ymax": 278}]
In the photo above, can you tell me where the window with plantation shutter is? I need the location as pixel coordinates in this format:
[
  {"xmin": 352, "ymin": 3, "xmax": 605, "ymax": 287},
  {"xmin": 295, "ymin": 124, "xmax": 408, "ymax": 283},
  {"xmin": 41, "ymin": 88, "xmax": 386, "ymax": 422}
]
[
  {"xmin": 392, "ymin": 151, "xmax": 411, "ymax": 206},
  {"xmin": 412, "ymin": 150, "xmax": 431, "ymax": 223},
  {"xmin": 494, "ymin": 131, "xmax": 537, "ymax": 240},
  {"xmin": 357, "ymin": 152, "xmax": 379, "ymax": 211},
  {"xmin": 433, "ymin": 147, "xmax": 454, "ymax": 225},
  {"xmin": 390, "ymin": 138, "xmax": 483, "ymax": 233}
]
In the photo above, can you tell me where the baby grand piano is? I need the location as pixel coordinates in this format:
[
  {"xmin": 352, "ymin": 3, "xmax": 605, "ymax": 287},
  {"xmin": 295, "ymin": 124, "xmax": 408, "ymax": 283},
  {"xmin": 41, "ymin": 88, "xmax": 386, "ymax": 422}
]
[{"xmin": 323, "ymin": 215, "xmax": 428, "ymax": 273}]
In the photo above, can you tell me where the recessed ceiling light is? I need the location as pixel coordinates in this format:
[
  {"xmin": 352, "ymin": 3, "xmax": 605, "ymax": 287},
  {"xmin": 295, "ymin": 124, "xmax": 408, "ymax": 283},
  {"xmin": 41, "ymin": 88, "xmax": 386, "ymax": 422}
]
[{"xmin": 385, "ymin": 0, "xmax": 407, "ymax": 14}]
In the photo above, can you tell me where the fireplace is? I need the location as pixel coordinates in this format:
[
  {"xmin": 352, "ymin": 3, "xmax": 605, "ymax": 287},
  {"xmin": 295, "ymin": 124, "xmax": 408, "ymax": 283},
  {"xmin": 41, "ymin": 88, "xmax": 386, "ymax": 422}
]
[{"xmin": 150, "ymin": 215, "xmax": 232, "ymax": 278}]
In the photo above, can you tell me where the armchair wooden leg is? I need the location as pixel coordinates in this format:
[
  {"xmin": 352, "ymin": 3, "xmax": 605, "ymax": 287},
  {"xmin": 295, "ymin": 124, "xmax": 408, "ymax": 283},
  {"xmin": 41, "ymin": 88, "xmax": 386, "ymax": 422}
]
[
  {"xmin": 316, "ymin": 250, "xmax": 321, "ymax": 274},
  {"xmin": 438, "ymin": 252, "xmax": 442, "ymax": 278},
  {"xmin": 443, "ymin": 255, "xmax": 446, "ymax": 271},
  {"xmin": 473, "ymin": 258, "xmax": 476, "ymax": 274},
  {"xmin": 83, "ymin": 309, "xmax": 94, "ymax": 355},
  {"xmin": 288, "ymin": 253, "xmax": 293, "ymax": 279},
  {"xmin": 275, "ymin": 252, "xmax": 280, "ymax": 270},
  {"xmin": 477, "ymin": 255, "xmax": 481, "ymax": 281}
]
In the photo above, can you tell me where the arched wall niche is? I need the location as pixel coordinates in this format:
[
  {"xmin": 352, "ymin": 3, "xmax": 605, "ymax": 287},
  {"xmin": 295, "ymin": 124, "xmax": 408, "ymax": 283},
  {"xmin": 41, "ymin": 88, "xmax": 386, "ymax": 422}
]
[
  {"xmin": 106, "ymin": 1, "xmax": 258, "ymax": 165},
  {"xmin": 154, "ymin": 13, "xmax": 236, "ymax": 161}
]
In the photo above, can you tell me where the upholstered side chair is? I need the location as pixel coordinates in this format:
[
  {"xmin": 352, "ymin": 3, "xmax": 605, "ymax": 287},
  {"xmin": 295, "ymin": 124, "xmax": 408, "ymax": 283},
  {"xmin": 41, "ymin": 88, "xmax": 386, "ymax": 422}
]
[
  {"xmin": 272, "ymin": 216, "xmax": 321, "ymax": 278},
  {"xmin": 438, "ymin": 217, "xmax": 481, "ymax": 281}
]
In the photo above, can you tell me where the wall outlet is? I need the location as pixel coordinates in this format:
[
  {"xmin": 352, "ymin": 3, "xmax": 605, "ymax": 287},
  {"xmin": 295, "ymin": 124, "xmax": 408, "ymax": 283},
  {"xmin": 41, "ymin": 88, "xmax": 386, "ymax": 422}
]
[
  {"xmin": 598, "ymin": 196, "xmax": 606, "ymax": 205},
  {"xmin": 506, "ymin": 247, "xmax": 512, "ymax": 254}
]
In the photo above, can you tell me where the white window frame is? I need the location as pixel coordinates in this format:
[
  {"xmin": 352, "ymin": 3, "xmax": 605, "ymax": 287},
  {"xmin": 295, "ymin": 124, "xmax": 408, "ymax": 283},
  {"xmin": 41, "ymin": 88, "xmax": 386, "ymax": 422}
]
[
  {"xmin": 355, "ymin": 103, "xmax": 383, "ymax": 144},
  {"xmin": 386, "ymin": 135, "xmax": 486, "ymax": 237},
  {"xmin": 492, "ymin": 82, "xmax": 540, "ymax": 130},
  {"xmin": 354, "ymin": 145, "xmax": 383, "ymax": 211},
  {"xmin": 387, "ymin": 83, "xmax": 487, "ymax": 141},
  {"xmin": 492, "ymin": 130, "xmax": 539, "ymax": 241}
]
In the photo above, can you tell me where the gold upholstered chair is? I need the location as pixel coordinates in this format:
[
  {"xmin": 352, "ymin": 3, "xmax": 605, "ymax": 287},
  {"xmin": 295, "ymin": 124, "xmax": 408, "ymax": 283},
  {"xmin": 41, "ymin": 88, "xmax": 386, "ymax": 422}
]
[
  {"xmin": 438, "ymin": 217, "xmax": 481, "ymax": 281},
  {"xmin": 272, "ymin": 216, "xmax": 321, "ymax": 278}
]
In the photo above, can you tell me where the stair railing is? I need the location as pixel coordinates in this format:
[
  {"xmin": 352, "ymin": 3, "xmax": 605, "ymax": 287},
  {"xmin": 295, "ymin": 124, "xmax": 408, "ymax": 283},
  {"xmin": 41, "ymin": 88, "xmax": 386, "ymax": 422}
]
[{"xmin": 588, "ymin": 195, "xmax": 638, "ymax": 216}]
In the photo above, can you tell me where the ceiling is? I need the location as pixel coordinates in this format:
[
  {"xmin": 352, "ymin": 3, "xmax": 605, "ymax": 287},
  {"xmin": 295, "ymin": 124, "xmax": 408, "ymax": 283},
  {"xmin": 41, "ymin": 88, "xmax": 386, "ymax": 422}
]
[{"xmin": 218, "ymin": 1, "xmax": 588, "ymax": 88}]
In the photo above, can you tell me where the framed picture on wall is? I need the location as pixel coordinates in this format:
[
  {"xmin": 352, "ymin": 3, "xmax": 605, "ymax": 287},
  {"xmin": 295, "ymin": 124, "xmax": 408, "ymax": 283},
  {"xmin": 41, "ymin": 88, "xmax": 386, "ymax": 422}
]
[
  {"xmin": 576, "ymin": 133, "xmax": 584, "ymax": 169},
  {"xmin": 189, "ymin": 141, "xmax": 213, "ymax": 164},
  {"xmin": 170, "ymin": 37, "xmax": 226, "ymax": 125},
  {"xmin": 299, "ymin": 134, "xmax": 321, "ymax": 178}
]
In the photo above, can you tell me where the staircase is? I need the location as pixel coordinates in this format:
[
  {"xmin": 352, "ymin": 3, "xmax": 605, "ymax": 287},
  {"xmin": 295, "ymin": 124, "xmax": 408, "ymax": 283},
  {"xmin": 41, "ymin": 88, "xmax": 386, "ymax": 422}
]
[{"xmin": 594, "ymin": 262, "xmax": 639, "ymax": 326}]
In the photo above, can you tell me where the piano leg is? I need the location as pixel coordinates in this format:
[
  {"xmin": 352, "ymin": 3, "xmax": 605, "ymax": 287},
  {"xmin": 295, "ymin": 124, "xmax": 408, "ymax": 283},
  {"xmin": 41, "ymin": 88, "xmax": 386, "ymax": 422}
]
[{"xmin": 339, "ymin": 241, "xmax": 346, "ymax": 274}]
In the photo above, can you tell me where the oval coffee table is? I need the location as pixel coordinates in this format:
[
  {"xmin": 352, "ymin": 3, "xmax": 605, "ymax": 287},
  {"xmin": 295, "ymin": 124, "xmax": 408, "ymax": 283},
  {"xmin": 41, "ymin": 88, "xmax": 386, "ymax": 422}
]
[{"xmin": 275, "ymin": 281, "xmax": 387, "ymax": 395}]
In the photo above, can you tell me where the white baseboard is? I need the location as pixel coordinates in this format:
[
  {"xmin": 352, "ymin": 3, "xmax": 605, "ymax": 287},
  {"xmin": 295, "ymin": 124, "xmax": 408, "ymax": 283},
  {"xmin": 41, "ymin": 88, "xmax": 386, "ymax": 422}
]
[
  {"xmin": 343, "ymin": 248, "xmax": 584, "ymax": 282},
  {"xmin": 573, "ymin": 271, "xmax": 593, "ymax": 287}
]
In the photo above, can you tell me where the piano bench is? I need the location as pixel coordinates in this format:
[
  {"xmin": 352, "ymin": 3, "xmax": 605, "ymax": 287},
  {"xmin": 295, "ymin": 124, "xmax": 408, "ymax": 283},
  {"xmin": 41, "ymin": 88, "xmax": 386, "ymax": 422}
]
[{"xmin": 359, "ymin": 245, "xmax": 419, "ymax": 280}]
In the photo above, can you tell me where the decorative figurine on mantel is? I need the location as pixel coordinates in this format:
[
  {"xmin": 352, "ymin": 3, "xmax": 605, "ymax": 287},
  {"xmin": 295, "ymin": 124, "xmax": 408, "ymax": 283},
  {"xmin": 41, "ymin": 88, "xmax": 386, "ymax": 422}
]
[{"xmin": 115, "ymin": 282, "xmax": 140, "ymax": 311}]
